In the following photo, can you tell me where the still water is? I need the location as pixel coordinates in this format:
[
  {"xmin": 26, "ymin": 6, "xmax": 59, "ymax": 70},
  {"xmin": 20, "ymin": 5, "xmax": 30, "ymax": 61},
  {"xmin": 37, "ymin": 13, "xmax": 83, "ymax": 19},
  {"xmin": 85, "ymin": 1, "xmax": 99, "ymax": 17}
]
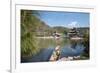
[{"xmin": 21, "ymin": 38, "xmax": 85, "ymax": 62}]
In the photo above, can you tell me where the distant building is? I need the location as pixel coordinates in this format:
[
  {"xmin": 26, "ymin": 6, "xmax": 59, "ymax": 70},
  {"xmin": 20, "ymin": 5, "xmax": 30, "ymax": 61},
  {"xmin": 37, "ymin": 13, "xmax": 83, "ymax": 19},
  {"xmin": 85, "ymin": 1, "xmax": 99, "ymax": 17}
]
[
  {"xmin": 68, "ymin": 28, "xmax": 79, "ymax": 37},
  {"xmin": 53, "ymin": 31, "xmax": 61, "ymax": 38}
]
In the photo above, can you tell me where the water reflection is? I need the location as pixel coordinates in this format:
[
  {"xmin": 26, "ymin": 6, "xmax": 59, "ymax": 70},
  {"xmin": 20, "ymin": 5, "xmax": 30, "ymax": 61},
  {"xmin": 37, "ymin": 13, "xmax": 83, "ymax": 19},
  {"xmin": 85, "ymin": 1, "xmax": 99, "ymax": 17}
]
[
  {"xmin": 21, "ymin": 38, "xmax": 85, "ymax": 62},
  {"xmin": 70, "ymin": 40, "xmax": 83, "ymax": 49}
]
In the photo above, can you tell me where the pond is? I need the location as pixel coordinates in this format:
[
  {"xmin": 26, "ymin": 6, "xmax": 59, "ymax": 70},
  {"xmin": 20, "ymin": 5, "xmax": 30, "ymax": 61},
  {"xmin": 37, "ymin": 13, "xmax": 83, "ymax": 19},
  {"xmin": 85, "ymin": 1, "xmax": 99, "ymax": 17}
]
[{"xmin": 21, "ymin": 37, "xmax": 85, "ymax": 63}]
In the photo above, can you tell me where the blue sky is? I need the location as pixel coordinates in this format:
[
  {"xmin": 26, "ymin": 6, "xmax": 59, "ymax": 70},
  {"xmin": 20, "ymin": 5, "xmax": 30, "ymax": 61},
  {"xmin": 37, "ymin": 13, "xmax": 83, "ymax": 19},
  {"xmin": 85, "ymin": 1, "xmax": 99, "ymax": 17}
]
[{"xmin": 36, "ymin": 10, "xmax": 90, "ymax": 28}]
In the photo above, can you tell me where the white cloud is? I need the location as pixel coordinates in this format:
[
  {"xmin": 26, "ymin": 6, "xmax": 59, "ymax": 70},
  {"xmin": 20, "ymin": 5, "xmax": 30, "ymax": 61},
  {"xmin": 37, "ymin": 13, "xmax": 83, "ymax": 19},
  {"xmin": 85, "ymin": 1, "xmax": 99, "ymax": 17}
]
[{"xmin": 67, "ymin": 21, "xmax": 79, "ymax": 28}]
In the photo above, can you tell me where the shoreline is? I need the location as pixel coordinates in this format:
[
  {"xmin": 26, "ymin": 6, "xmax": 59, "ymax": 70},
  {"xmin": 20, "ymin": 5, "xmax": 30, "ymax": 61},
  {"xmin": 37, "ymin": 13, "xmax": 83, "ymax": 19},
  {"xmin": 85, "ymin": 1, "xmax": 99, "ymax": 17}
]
[{"xmin": 35, "ymin": 36, "xmax": 83, "ymax": 40}]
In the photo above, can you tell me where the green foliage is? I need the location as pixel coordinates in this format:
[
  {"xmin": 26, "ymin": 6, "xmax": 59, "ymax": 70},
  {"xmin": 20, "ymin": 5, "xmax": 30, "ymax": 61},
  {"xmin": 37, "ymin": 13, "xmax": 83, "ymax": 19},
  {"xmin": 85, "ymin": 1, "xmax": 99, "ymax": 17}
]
[
  {"xmin": 21, "ymin": 33, "xmax": 39, "ymax": 57},
  {"xmin": 82, "ymin": 31, "xmax": 89, "ymax": 57},
  {"xmin": 21, "ymin": 10, "xmax": 40, "ymax": 57},
  {"xmin": 53, "ymin": 26, "xmax": 69, "ymax": 33}
]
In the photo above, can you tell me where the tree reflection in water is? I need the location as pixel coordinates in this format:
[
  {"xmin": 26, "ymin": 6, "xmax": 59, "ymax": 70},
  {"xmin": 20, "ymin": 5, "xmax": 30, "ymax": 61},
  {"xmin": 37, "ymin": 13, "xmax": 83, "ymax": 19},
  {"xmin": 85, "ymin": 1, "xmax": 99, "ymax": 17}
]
[{"xmin": 21, "ymin": 38, "xmax": 86, "ymax": 62}]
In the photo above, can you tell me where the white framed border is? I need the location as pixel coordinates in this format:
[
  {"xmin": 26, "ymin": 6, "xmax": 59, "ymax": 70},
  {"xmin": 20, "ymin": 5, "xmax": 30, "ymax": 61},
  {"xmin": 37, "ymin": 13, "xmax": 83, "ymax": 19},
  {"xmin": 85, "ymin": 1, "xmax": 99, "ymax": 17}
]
[{"xmin": 11, "ymin": 2, "xmax": 96, "ymax": 73}]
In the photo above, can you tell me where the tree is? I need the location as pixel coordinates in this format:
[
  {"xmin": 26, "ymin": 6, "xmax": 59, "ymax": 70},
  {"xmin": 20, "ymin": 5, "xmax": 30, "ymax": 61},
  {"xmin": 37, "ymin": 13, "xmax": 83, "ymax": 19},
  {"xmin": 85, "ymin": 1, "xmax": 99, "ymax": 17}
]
[
  {"xmin": 82, "ymin": 31, "xmax": 89, "ymax": 57},
  {"xmin": 21, "ymin": 10, "xmax": 39, "ymax": 57}
]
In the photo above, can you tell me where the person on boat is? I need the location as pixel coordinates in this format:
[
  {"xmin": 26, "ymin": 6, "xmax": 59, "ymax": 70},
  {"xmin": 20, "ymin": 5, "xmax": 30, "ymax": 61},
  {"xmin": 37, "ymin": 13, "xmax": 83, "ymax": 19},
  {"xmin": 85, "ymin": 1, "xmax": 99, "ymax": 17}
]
[
  {"xmin": 51, "ymin": 46, "xmax": 61, "ymax": 61},
  {"xmin": 49, "ymin": 46, "xmax": 61, "ymax": 61}
]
